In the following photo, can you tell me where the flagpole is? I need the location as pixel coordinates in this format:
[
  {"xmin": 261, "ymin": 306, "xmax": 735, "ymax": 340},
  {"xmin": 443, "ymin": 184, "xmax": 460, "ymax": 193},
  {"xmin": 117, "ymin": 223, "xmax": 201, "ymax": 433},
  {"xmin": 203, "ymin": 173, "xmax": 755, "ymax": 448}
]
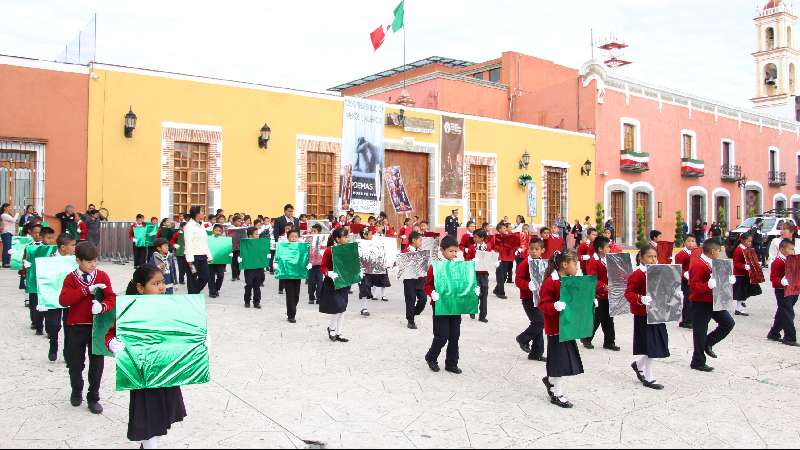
[{"xmin": 403, "ymin": 3, "xmax": 407, "ymax": 90}]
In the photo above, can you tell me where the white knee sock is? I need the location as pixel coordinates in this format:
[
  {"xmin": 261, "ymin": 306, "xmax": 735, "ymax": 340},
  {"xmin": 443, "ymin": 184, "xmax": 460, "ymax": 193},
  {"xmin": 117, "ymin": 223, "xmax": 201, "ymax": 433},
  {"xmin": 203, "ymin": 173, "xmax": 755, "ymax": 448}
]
[
  {"xmin": 336, "ymin": 314, "xmax": 345, "ymax": 336},
  {"xmin": 361, "ymin": 298, "xmax": 369, "ymax": 310},
  {"xmin": 142, "ymin": 436, "xmax": 160, "ymax": 449},
  {"xmin": 378, "ymin": 287, "xmax": 385, "ymax": 299},
  {"xmin": 550, "ymin": 377, "xmax": 564, "ymax": 397},
  {"xmin": 643, "ymin": 358, "xmax": 655, "ymax": 383},
  {"xmin": 636, "ymin": 355, "xmax": 649, "ymax": 371},
  {"xmin": 329, "ymin": 315, "xmax": 339, "ymax": 334}
]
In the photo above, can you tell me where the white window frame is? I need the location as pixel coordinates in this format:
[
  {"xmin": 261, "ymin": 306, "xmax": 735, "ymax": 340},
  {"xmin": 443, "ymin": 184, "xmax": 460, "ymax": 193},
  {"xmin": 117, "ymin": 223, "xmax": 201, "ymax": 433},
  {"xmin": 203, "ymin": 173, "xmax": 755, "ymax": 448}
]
[
  {"xmin": 769, "ymin": 146, "xmax": 781, "ymax": 173},
  {"xmin": 620, "ymin": 117, "xmax": 641, "ymax": 152},
  {"xmin": 720, "ymin": 139, "xmax": 735, "ymax": 166},
  {"xmin": 680, "ymin": 129, "xmax": 698, "ymax": 160}
]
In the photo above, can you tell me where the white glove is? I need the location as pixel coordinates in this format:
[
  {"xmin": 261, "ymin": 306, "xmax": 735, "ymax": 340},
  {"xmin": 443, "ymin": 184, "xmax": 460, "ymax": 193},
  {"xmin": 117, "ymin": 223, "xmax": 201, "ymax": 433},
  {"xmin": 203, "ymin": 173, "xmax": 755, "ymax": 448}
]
[
  {"xmin": 23, "ymin": 260, "xmax": 31, "ymax": 268},
  {"xmin": 401, "ymin": 235, "xmax": 407, "ymax": 240},
  {"xmin": 36, "ymin": 304, "xmax": 48, "ymax": 312},
  {"xmin": 328, "ymin": 272, "xmax": 339, "ymax": 280},
  {"xmin": 131, "ymin": 238, "xmax": 136, "ymax": 243},
  {"xmin": 745, "ymin": 264, "xmax": 751, "ymax": 271},
  {"xmin": 204, "ymin": 333, "xmax": 211, "ymax": 349},
  {"xmin": 529, "ymin": 281, "xmax": 537, "ymax": 292},
  {"xmin": 306, "ymin": 263, "xmax": 313, "ymax": 270},
  {"xmin": 683, "ymin": 271, "xmax": 689, "ymax": 281},
  {"xmin": 515, "ymin": 249, "xmax": 521, "ymax": 256},
  {"xmin": 554, "ymin": 301, "xmax": 566, "ymax": 312},
  {"xmin": 87, "ymin": 284, "xmax": 107, "ymax": 292},
  {"xmin": 782, "ymin": 277, "xmax": 790, "ymax": 287},
  {"xmin": 474, "ymin": 286, "xmax": 481, "ymax": 296},
  {"xmin": 641, "ymin": 296, "xmax": 653, "ymax": 306},
  {"xmin": 594, "ymin": 298, "xmax": 599, "ymax": 308},
  {"xmin": 238, "ymin": 257, "xmax": 243, "ymax": 263},
  {"xmin": 495, "ymin": 261, "xmax": 501, "ymax": 268},
  {"xmin": 108, "ymin": 338, "xmax": 125, "ymax": 355},
  {"xmin": 463, "ymin": 247, "xmax": 469, "ymax": 254},
  {"xmin": 431, "ymin": 291, "xmax": 440, "ymax": 302},
  {"xmin": 228, "ymin": 253, "xmax": 233, "ymax": 257},
  {"xmin": 8, "ymin": 249, "xmax": 15, "ymax": 256},
  {"xmin": 359, "ymin": 270, "xmax": 365, "ymax": 278},
  {"xmin": 708, "ymin": 279, "xmax": 717, "ymax": 289},
  {"xmin": 728, "ymin": 276, "xmax": 737, "ymax": 285},
  {"xmin": 174, "ymin": 244, "xmax": 181, "ymax": 249},
  {"xmin": 91, "ymin": 300, "xmax": 103, "ymax": 315},
  {"xmin": 582, "ymin": 255, "xmax": 590, "ymax": 261}
]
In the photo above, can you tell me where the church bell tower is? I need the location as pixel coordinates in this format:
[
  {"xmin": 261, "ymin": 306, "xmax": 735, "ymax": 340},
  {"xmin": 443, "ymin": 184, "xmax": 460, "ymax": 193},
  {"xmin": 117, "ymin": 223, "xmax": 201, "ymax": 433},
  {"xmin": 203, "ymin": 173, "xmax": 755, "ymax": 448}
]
[{"xmin": 752, "ymin": 0, "xmax": 800, "ymax": 117}]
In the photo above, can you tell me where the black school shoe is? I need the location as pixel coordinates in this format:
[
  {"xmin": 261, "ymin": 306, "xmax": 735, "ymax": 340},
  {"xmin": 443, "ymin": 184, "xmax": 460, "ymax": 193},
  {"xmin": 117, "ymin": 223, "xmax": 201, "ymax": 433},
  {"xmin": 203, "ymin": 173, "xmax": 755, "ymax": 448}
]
[
  {"xmin": 516, "ymin": 336, "xmax": 532, "ymax": 354},
  {"xmin": 288, "ymin": 318, "xmax": 297, "ymax": 324},
  {"xmin": 88, "ymin": 401, "xmax": 103, "ymax": 415},
  {"xmin": 631, "ymin": 362, "xmax": 646, "ymax": 383},
  {"xmin": 678, "ymin": 322, "xmax": 693, "ymax": 329},
  {"xmin": 603, "ymin": 344, "xmax": 621, "ymax": 352},
  {"xmin": 550, "ymin": 396, "xmax": 573, "ymax": 409},
  {"xmin": 70, "ymin": 392, "xmax": 82, "ymax": 407},
  {"xmin": 704, "ymin": 346, "xmax": 717, "ymax": 359},
  {"xmin": 767, "ymin": 333, "xmax": 782, "ymax": 342},
  {"xmin": 426, "ymin": 360, "xmax": 440, "ymax": 372},
  {"xmin": 691, "ymin": 364, "xmax": 714, "ymax": 372},
  {"xmin": 580, "ymin": 339, "xmax": 594, "ymax": 349},
  {"xmin": 542, "ymin": 377, "xmax": 555, "ymax": 400},
  {"xmin": 244, "ymin": 303, "xmax": 251, "ymax": 309},
  {"xmin": 335, "ymin": 336, "xmax": 349, "ymax": 343},
  {"xmin": 642, "ymin": 380, "xmax": 664, "ymax": 390},
  {"xmin": 528, "ymin": 354, "xmax": 546, "ymax": 362},
  {"xmin": 254, "ymin": 304, "xmax": 262, "ymax": 309},
  {"xmin": 783, "ymin": 340, "xmax": 800, "ymax": 347},
  {"xmin": 407, "ymin": 322, "xmax": 417, "ymax": 330},
  {"xmin": 445, "ymin": 366, "xmax": 463, "ymax": 375}
]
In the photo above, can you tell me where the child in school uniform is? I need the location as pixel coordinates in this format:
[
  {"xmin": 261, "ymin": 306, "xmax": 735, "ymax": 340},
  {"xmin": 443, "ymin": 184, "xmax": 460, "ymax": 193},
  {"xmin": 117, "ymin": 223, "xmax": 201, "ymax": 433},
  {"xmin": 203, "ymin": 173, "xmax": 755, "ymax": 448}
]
[
  {"xmin": 539, "ymin": 250, "xmax": 584, "ymax": 408},
  {"xmin": 44, "ymin": 233, "xmax": 77, "ymax": 362},
  {"xmin": 307, "ymin": 224, "xmax": 325, "ymax": 305},
  {"xmin": 492, "ymin": 222, "xmax": 518, "ymax": 299},
  {"xmin": 58, "ymin": 242, "xmax": 116, "ymax": 414},
  {"xmin": 768, "ymin": 239, "xmax": 799, "ymax": 347},
  {"xmin": 464, "ymin": 229, "xmax": 492, "ymax": 323},
  {"xmin": 675, "ymin": 234, "xmax": 698, "ymax": 329},
  {"xmin": 582, "ymin": 236, "xmax": 620, "ymax": 351},
  {"xmin": 130, "ymin": 214, "xmax": 146, "ymax": 268},
  {"xmin": 148, "ymin": 238, "xmax": 176, "ymax": 295},
  {"xmin": 398, "ymin": 218, "xmax": 413, "ymax": 252},
  {"xmin": 29, "ymin": 226, "xmax": 57, "ymax": 335},
  {"xmin": 282, "ymin": 229, "xmax": 304, "ymax": 323},
  {"xmin": 688, "ymin": 239, "xmax": 737, "ymax": 372},
  {"xmin": 732, "ymin": 233, "xmax": 762, "ymax": 317},
  {"xmin": 625, "ymin": 246, "xmax": 669, "ymax": 390},
  {"xmin": 459, "ymin": 221, "xmax": 476, "ymax": 255},
  {"xmin": 229, "ymin": 215, "xmax": 245, "ymax": 281},
  {"xmin": 106, "ymin": 265, "xmax": 188, "ymax": 449},
  {"xmin": 276, "ymin": 223, "xmax": 293, "ymax": 294},
  {"xmin": 424, "ymin": 236, "xmax": 468, "ymax": 374},
  {"xmin": 648, "ymin": 230, "xmax": 662, "ymax": 250},
  {"xmin": 402, "ymin": 232, "xmax": 428, "ymax": 330},
  {"xmin": 577, "ymin": 228, "xmax": 597, "ymax": 275},
  {"xmin": 207, "ymin": 225, "xmax": 227, "ymax": 299},
  {"xmin": 514, "ymin": 237, "xmax": 547, "ymax": 362},
  {"xmin": 319, "ymin": 227, "xmax": 352, "ymax": 343},
  {"xmin": 241, "ymin": 227, "xmax": 265, "ymax": 309}
]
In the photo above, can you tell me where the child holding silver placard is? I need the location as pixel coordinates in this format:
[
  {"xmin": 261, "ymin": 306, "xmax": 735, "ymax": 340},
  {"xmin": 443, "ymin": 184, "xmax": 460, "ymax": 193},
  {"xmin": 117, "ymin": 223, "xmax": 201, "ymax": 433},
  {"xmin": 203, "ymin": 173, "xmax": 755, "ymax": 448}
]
[{"xmin": 625, "ymin": 246, "xmax": 669, "ymax": 390}]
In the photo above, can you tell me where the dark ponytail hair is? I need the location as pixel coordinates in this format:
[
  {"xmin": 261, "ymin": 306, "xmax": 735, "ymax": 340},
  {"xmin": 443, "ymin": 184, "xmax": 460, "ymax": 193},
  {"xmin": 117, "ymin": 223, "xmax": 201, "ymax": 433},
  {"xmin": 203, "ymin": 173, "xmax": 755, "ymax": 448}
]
[
  {"xmin": 544, "ymin": 249, "xmax": 577, "ymax": 279},
  {"xmin": 329, "ymin": 226, "xmax": 349, "ymax": 246},
  {"xmin": 125, "ymin": 264, "xmax": 163, "ymax": 295}
]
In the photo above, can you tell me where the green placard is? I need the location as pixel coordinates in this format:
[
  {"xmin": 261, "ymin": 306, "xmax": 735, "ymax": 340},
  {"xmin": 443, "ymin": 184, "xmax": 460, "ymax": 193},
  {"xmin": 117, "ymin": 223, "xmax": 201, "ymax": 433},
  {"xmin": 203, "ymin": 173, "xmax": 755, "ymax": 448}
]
[
  {"xmin": 432, "ymin": 260, "xmax": 478, "ymax": 316},
  {"xmin": 207, "ymin": 229, "xmax": 213, "ymax": 236},
  {"xmin": 134, "ymin": 225, "xmax": 158, "ymax": 247},
  {"xmin": 66, "ymin": 222, "xmax": 79, "ymax": 239},
  {"xmin": 115, "ymin": 294, "xmax": 209, "ymax": 391},
  {"xmin": 559, "ymin": 275, "xmax": 597, "ymax": 342},
  {"xmin": 174, "ymin": 233, "xmax": 185, "ymax": 257},
  {"xmin": 25, "ymin": 245, "xmax": 57, "ymax": 294},
  {"xmin": 35, "ymin": 255, "xmax": 79, "ymax": 310},
  {"xmin": 208, "ymin": 236, "xmax": 233, "ymax": 265},
  {"xmin": 275, "ymin": 242, "xmax": 310, "ymax": 280},
  {"xmin": 161, "ymin": 228, "xmax": 179, "ymax": 249},
  {"xmin": 332, "ymin": 242, "xmax": 362, "ymax": 289},
  {"xmin": 239, "ymin": 238, "xmax": 271, "ymax": 270},
  {"xmin": 92, "ymin": 307, "xmax": 116, "ymax": 357},
  {"xmin": 10, "ymin": 236, "xmax": 33, "ymax": 270}
]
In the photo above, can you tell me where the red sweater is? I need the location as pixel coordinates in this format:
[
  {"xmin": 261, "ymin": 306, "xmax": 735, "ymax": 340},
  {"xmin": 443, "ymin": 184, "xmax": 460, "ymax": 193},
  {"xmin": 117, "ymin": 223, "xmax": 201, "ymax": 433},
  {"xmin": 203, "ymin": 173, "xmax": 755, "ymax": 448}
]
[
  {"xmin": 518, "ymin": 233, "xmax": 531, "ymax": 259},
  {"xmin": 459, "ymin": 233, "xmax": 474, "ymax": 253},
  {"xmin": 689, "ymin": 257, "xmax": 713, "ymax": 303},
  {"xmin": 586, "ymin": 256, "xmax": 609, "ymax": 300},
  {"xmin": 515, "ymin": 257, "xmax": 536, "ymax": 300},
  {"xmin": 129, "ymin": 223, "xmax": 143, "ymax": 242},
  {"xmin": 399, "ymin": 226, "xmax": 412, "ymax": 245},
  {"xmin": 77, "ymin": 221, "xmax": 87, "ymax": 241},
  {"xmin": 577, "ymin": 240, "xmax": 594, "ymax": 273},
  {"xmin": 674, "ymin": 249, "xmax": 692, "ymax": 277},
  {"xmin": 494, "ymin": 233, "xmax": 520, "ymax": 262},
  {"xmin": 320, "ymin": 247, "xmax": 334, "ymax": 277},
  {"xmin": 463, "ymin": 242, "xmax": 492, "ymax": 274},
  {"xmin": 538, "ymin": 274, "xmax": 562, "ymax": 336},
  {"xmin": 771, "ymin": 256, "xmax": 787, "ymax": 290},
  {"xmin": 543, "ymin": 236, "xmax": 565, "ymax": 260},
  {"xmin": 625, "ymin": 268, "xmax": 647, "ymax": 317},
  {"xmin": 732, "ymin": 245, "xmax": 748, "ymax": 277},
  {"xmin": 59, "ymin": 269, "xmax": 116, "ymax": 326}
]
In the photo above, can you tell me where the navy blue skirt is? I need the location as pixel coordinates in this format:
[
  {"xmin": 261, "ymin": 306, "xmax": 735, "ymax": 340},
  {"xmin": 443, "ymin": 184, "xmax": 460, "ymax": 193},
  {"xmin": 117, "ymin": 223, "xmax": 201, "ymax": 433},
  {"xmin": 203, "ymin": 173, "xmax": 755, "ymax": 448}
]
[
  {"xmin": 128, "ymin": 387, "xmax": 186, "ymax": 442},
  {"xmin": 546, "ymin": 336, "xmax": 584, "ymax": 378},
  {"xmin": 319, "ymin": 277, "xmax": 349, "ymax": 314},
  {"xmin": 632, "ymin": 316, "xmax": 670, "ymax": 358}
]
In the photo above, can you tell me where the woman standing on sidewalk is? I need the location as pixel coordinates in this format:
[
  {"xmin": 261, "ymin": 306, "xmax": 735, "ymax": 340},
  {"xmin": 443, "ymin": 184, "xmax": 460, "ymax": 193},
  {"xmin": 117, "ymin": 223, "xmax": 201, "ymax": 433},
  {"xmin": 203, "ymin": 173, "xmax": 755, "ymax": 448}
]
[{"xmin": 1, "ymin": 203, "xmax": 19, "ymax": 268}]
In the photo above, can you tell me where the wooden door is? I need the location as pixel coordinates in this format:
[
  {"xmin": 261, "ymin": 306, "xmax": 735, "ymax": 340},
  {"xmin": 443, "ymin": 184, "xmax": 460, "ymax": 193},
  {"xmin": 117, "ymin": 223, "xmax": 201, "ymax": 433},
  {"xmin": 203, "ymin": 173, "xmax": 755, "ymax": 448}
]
[
  {"xmin": 635, "ymin": 192, "xmax": 651, "ymax": 235},
  {"xmin": 383, "ymin": 150, "xmax": 429, "ymax": 230},
  {"xmin": 545, "ymin": 168, "xmax": 564, "ymax": 228},
  {"xmin": 0, "ymin": 150, "xmax": 37, "ymax": 212},
  {"xmin": 469, "ymin": 165, "xmax": 489, "ymax": 225},
  {"xmin": 611, "ymin": 191, "xmax": 626, "ymax": 243},
  {"xmin": 691, "ymin": 195, "xmax": 704, "ymax": 226},
  {"xmin": 173, "ymin": 142, "xmax": 208, "ymax": 216},
  {"xmin": 307, "ymin": 151, "xmax": 335, "ymax": 217}
]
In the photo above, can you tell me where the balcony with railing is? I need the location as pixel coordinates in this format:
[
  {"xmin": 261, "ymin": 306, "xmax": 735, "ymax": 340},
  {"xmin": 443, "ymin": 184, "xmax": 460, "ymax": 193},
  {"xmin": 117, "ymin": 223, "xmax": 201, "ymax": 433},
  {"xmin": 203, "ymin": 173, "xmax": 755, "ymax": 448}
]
[
  {"xmin": 681, "ymin": 158, "xmax": 705, "ymax": 177},
  {"xmin": 620, "ymin": 149, "xmax": 650, "ymax": 173},
  {"xmin": 769, "ymin": 171, "xmax": 787, "ymax": 187},
  {"xmin": 721, "ymin": 165, "xmax": 742, "ymax": 182}
]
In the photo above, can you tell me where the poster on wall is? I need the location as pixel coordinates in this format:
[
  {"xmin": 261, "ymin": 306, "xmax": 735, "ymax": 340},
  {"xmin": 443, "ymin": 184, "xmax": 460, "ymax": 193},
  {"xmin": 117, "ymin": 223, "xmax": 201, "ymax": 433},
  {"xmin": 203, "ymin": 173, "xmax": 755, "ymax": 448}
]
[
  {"xmin": 440, "ymin": 116, "xmax": 464, "ymax": 199},
  {"xmin": 526, "ymin": 181, "xmax": 537, "ymax": 218},
  {"xmin": 340, "ymin": 97, "xmax": 385, "ymax": 213},
  {"xmin": 384, "ymin": 166, "xmax": 413, "ymax": 213}
]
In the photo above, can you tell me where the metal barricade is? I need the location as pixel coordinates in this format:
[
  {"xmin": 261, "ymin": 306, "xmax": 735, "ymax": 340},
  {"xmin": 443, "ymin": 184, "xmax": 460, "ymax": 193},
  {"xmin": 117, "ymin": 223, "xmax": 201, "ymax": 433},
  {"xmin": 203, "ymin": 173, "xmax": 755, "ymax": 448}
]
[{"xmin": 99, "ymin": 221, "xmax": 133, "ymax": 264}]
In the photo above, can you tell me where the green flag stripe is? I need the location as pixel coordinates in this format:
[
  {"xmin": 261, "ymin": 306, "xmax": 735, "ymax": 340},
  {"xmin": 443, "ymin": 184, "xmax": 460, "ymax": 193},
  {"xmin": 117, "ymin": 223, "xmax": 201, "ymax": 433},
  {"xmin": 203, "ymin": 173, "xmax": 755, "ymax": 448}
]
[{"xmin": 391, "ymin": 0, "xmax": 404, "ymax": 32}]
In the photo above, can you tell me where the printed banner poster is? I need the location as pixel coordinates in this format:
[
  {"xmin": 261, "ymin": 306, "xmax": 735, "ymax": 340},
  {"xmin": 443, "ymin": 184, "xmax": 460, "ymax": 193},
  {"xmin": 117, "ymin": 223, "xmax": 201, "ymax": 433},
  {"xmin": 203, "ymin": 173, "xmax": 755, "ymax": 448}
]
[
  {"xmin": 526, "ymin": 181, "xmax": 537, "ymax": 218},
  {"xmin": 340, "ymin": 97, "xmax": 385, "ymax": 213},
  {"xmin": 384, "ymin": 166, "xmax": 413, "ymax": 213},
  {"xmin": 440, "ymin": 116, "xmax": 465, "ymax": 199}
]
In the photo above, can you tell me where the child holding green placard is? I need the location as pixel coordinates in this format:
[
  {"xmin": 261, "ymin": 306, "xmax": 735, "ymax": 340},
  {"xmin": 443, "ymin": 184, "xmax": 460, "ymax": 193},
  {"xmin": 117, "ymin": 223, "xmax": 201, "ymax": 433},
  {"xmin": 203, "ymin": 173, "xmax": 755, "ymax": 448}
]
[
  {"xmin": 625, "ymin": 246, "xmax": 669, "ymax": 390},
  {"xmin": 29, "ymin": 226, "xmax": 57, "ymax": 335},
  {"xmin": 129, "ymin": 214, "xmax": 146, "ymax": 268},
  {"xmin": 208, "ymin": 224, "xmax": 227, "ymax": 298},
  {"xmin": 539, "ymin": 250, "xmax": 584, "ymax": 409},
  {"xmin": 59, "ymin": 242, "xmax": 116, "ymax": 415},
  {"xmin": 424, "ymin": 236, "xmax": 465, "ymax": 375},
  {"xmin": 44, "ymin": 233, "xmax": 77, "ymax": 362},
  {"xmin": 148, "ymin": 238, "xmax": 176, "ymax": 294},
  {"xmin": 319, "ymin": 227, "xmax": 352, "ymax": 343},
  {"xmin": 242, "ymin": 227, "xmax": 265, "ymax": 309},
  {"xmin": 283, "ymin": 229, "xmax": 304, "ymax": 323},
  {"xmin": 106, "ymin": 265, "xmax": 187, "ymax": 449}
]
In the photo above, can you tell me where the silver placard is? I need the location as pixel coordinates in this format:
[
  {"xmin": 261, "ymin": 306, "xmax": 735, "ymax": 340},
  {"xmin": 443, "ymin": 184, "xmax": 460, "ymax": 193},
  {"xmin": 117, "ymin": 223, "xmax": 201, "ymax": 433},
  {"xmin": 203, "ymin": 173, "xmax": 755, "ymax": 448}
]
[
  {"xmin": 607, "ymin": 253, "xmax": 634, "ymax": 317},
  {"xmin": 474, "ymin": 250, "xmax": 499, "ymax": 273},
  {"xmin": 646, "ymin": 264, "xmax": 683, "ymax": 324},
  {"xmin": 528, "ymin": 259, "xmax": 548, "ymax": 307},
  {"xmin": 712, "ymin": 259, "xmax": 735, "ymax": 313},
  {"xmin": 396, "ymin": 251, "xmax": 430, "ymax": 280}
]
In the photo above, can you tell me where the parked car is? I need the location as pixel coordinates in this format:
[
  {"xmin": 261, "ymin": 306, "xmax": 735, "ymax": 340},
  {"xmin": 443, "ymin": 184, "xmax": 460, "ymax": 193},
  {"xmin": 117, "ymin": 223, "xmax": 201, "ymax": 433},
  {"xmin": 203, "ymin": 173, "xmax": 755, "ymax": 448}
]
[{"xmin": 725, "ymin": 213, "xmax": 797, "ymax": 257}]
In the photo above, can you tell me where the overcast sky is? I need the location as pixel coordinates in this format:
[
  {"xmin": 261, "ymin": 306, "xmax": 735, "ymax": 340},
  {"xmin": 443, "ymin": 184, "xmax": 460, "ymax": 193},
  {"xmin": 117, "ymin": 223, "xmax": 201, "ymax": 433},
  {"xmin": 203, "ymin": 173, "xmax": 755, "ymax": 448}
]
[{"xmin": 0, "ymin": 0, "xmax": 766, "ymax": 106}]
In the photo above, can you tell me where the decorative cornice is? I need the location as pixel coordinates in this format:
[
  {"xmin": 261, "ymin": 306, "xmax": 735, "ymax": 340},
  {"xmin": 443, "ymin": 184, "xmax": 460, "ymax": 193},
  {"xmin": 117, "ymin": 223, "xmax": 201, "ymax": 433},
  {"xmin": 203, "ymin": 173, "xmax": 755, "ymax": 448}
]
[{"xmin": 353, "ymin": 71, "xmax": 508, "ymax": 98}]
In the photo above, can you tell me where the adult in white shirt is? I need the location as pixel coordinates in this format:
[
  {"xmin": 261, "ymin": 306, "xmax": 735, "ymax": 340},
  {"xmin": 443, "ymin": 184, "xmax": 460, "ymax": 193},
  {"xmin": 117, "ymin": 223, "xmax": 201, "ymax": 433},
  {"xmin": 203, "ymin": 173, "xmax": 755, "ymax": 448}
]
[
  {"xmin": 768, "ymin": 223, "xmax": 800, "ymax": 264},
  {"xmin": 1, "ymin": 203, "xmax": 19, "ymax": 268},
  {"xmin": 184, "ymin": 206, "xmax": 213, "ymax": 294}
]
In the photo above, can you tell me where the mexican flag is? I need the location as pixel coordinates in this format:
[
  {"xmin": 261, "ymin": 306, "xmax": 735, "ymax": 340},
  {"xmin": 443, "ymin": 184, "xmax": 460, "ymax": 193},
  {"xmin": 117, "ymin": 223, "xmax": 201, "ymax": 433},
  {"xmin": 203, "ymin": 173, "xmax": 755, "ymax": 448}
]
[{"xmin": 370, "ymin": 0, "xmax": 405, "ymax": 51}]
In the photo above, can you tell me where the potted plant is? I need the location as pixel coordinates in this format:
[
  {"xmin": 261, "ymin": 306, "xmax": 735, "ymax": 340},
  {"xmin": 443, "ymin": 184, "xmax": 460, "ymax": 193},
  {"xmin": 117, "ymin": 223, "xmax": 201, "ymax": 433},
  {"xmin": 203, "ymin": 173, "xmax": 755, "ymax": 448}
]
[{"xmin": 518, "ymin": 173, "xmax": 533, "ymax": 186}]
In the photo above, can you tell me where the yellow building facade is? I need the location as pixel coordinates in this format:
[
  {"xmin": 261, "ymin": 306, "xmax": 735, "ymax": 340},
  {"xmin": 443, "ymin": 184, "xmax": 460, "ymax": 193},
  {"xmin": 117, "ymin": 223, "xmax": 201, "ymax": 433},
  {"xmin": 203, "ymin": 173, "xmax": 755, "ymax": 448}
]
[{"xmin": 87, "ymin": 63, "xmax": 595, "ymax": 229}]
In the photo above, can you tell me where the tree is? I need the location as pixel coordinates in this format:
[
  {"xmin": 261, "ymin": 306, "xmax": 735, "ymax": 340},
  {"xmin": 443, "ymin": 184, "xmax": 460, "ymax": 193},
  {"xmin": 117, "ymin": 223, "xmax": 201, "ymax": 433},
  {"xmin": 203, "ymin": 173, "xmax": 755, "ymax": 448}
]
[
  {"xmin": 748, "ymin": 207, "xmax": 757, "ymax": 219},
  {"xmin": 717, "ymin": 206, "xmax": 727, "ymax": 233},
  {"xmin": 636, "ymin": 206, "xmax": 648, "ymax": 249},
  {"xmin": 675, "ymin": 210, "xmax": 686, "ymax": 248},
  {"xmin": 595, "ymin": 203, "xmax": 605, "ymax": 234}
]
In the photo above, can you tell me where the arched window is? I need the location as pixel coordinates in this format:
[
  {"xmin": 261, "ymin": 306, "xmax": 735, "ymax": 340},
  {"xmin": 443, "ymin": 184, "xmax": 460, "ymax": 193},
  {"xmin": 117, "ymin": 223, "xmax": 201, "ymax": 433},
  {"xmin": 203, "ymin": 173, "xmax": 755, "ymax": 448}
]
[
  {"xmin": 767, "ymin": 27, "xmax": 776, "ymax": 49},
  {"xmin": 765, "ymin": 63, "xmax": 779, "ymax": 93}
]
